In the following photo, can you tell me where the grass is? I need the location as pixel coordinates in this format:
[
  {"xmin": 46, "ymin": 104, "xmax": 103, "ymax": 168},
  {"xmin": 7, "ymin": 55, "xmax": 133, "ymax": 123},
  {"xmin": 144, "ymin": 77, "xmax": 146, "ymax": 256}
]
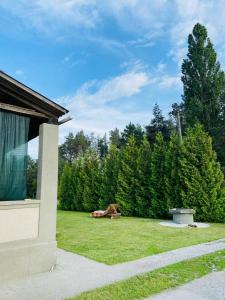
[
  {"xmin": 71, "ymin": 249, "xmax": 225, "ymax": 300},
  {"xmin": 57, "ymin": 211, "xmax": 225, "ymax": 265}
]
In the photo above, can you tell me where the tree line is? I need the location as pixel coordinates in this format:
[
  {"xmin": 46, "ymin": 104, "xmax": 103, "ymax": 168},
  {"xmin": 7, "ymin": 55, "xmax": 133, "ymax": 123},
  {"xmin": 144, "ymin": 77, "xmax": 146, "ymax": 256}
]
[
  {"xmin": 28, "ymin": 23, "xmax": 225, "ymax": 222},
  {"xmin": 58, "ymin": 124, "xmax": 225, "ymax": 222}
]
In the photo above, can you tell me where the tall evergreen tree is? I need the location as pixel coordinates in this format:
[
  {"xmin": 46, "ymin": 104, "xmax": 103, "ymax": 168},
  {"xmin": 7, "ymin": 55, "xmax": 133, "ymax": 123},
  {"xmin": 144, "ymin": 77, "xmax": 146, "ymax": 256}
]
[
  {"xmin": 135, "ymin": 138, "xmax": 152, "ymax": 217},
  {"xmin": 72, "ymin": 158, "xmax": 85, "ymax": 211},
  {"xmin": 180, "ymin": 124, "xmax": 225, "ymax": 222},
  {"xmin": 99, "ymin": 144, "xmax": 120, "ymax": 209},
  {"xmin": 82, "ymin": 151, "xmax": 101, "ymax": 212},
  {"xmin": 58, "ymin": 164, "xmax": 74, "ymax": 210},
  {"xmin": 97, "ymin": 134, "xmax": 108, "ymax": 158},
  {"xmin": 146, "ymin": 104, "xmax": 174, "ymax": 145},
  {"xmin": 182, "ymin": 23, "xmax": 225, "ymax": 163},
  {"xmin": 116, "ymin": 137, "xmax": 139, "ymax": 216},
  {"xmin": 150, "ymin": 133, "xmax": 168, "ymax": 218},
  {"xmin": 120, "ymin": 123, "xmax": 144, "ymax": 146},
  {"xmin": 164, "ymin": 133, "xmax": 183, "ymax": 209},
  {"xmin": 109, "ymin": 128, "xmax": 121, "ymax": 148},
  {"xmin": 59, "ymin": 131, "xmax": 91, "ymax": 163}
]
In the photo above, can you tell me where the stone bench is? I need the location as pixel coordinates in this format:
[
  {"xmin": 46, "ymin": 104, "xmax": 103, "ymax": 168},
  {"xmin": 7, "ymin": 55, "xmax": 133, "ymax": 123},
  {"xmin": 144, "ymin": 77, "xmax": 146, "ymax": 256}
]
[{"xmin": 169, "ymin": 208, "xmax": 196, "ymax": 224}]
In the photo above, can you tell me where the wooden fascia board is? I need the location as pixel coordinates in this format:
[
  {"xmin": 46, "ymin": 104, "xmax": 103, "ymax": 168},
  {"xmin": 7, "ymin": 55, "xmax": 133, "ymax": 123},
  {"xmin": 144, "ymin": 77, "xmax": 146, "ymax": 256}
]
[{"xmin": 0, "ymin": 102, "xmax": 49, "ymax": 119}]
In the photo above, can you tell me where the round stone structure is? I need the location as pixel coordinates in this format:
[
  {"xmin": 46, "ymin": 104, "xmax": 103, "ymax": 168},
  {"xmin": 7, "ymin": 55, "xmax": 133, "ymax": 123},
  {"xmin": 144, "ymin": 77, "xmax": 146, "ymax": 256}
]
[{"xmin": 169, "ymin": 208, "xmax": 196, "ymax": 224}]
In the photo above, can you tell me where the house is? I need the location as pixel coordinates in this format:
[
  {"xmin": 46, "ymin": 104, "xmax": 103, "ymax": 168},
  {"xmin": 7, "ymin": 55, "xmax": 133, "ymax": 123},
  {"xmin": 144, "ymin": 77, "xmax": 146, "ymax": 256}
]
[{"xmin": 0, "ymin": 71, "xmax": 68, "ymax": 281}]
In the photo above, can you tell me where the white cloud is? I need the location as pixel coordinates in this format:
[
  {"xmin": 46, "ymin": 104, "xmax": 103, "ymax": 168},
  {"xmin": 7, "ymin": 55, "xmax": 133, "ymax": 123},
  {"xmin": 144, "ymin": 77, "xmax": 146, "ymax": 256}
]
[
  {"xmin": 2, "ymin": 0, "xmax": 225, "ymax": 66},
  {"xmin": 0, "ymin": 0, "xmax": 169, "ymax": 38},
  {"xmin": 0, "ymin": 0, "xmax": 99, "ymax": 35},
  {"xmin": 56, "ymin": 66, "xmax": 180, "ymax": 142},
  {"xmin": 156, "ymin": 63, "xmax": 166, "ymax": 72},
  {"xmin": 104, "ymin": 0, "xmax": 168, "ymax": 34},
  {"xmin": 127, "ymin": 37, "xmax": 155, "ymax": 48},
  {"xmin": 69, "ymin": 69, "xmax": 150, "ymax": 107},
  {"xmin": 170, "ymin": 0, "xmax": 225, "ymax": 66},
  {"xmin": 15, "ymin": 69, "xmax": 25, "ymax": 76},
  {"xmin": 158, "ymin": 75, "xmax": 181, "ymax": 88},
  {"xmin": 56, "ymin": 68, "xmax": 151, "ymax": 138},
  {"xmin": 59, "ymin": 107, "xmax": 151, "ymax": 139}
]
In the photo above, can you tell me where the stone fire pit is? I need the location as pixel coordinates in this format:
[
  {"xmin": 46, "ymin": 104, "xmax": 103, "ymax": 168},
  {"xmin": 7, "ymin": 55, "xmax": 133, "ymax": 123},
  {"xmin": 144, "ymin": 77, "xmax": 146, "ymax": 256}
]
[{"xmin": 169, "ymin": 208, "xmax": 196, "ymax": 224}]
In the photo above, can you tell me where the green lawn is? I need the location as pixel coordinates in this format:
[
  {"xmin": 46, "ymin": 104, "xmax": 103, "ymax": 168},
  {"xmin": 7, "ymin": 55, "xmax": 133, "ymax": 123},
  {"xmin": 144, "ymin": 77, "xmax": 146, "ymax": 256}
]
[
  {"xmin": 71, "ymin": 249, "xmax": 225, "ymax": 300},
  {"xmin": 57, "ymin": 211, "xmax": 225, "ymax": 265}
]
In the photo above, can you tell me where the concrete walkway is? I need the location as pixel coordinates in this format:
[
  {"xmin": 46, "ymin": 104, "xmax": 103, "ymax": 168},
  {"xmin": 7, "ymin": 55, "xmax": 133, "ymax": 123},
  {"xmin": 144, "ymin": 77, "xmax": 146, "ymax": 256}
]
[
  {"xmin": 148, "ymin": 270, "xmax": 225, "ymax": 300},
  {"xmin": 0, "ymin": 239, "xmax": 225, "ymax": 300}
]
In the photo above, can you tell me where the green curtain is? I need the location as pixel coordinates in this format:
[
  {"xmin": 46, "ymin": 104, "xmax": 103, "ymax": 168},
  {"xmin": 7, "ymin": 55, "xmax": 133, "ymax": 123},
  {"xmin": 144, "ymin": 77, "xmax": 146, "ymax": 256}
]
[{"xmin": 0, "ymin": 111, "xmax": 30, "ymax": 200}]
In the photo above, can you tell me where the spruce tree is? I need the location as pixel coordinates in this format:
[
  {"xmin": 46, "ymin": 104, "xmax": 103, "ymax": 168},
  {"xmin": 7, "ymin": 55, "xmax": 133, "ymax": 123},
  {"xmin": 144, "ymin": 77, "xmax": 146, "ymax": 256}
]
[
  {"xmin": 135, "ymin": 138, "xmax": 152, "ymax": 217},
  {"xmin": 116, "ymin": 137, "xmax": 139, "ymax": 216},
  {"xmin": 109, "ymin": 128, "xmax": 121, "ymax": 148},
  {"xmin": 146, "ymin": 104, "xmax": 174, "ymax": 144},
  {"xmin": 180, "ymin": 124, "xmax": 225, "ymax": 222},
  {"xmin": 58, "ymin": 164, "xmax": 74, "ymax": 210},
  {"xmin": 59, "ymin": 131, "xmax": 91, "ymax": 163},
  {"xmin": 150, "ymin": 133, "xmax": 168, "ymax": 218},
  {"xmin": 97, "ymin": 134, "xmax": 108, "ymax": 158},
  {"xmin": 120, "ymin": 123, "xmax": 144, "ymax": 146},
  {"xmin": 99, "ymin": 144, "xmax": 120, "ymax": 209}
]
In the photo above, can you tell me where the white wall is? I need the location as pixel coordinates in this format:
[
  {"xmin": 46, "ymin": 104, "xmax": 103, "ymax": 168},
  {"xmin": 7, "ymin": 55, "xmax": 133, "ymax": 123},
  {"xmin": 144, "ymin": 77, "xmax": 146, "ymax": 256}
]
[{"xmin": 0, "ymin": 200, "xmax": 39, "ymax": 243}]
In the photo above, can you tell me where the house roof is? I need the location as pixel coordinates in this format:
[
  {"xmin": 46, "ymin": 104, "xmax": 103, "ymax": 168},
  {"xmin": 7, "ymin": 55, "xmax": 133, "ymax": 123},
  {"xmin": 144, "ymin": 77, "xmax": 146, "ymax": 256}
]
[{"xmin": 0, "ymin": 71, "xmax": 69, "ymax": 140}]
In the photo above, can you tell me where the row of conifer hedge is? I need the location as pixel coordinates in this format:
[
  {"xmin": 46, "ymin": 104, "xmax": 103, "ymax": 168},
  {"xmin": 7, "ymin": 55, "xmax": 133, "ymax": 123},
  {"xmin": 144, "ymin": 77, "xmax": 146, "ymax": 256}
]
[{"xmin": 58, "ymin": 124, "xmax": 225, "ymax": 222}]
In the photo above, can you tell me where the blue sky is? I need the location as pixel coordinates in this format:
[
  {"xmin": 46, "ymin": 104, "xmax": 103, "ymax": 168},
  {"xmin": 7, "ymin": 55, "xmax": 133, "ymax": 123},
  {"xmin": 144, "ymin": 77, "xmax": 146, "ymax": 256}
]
[{"xmin": 1, "ymin": 1, "xmax": 225, "ymax": 156}]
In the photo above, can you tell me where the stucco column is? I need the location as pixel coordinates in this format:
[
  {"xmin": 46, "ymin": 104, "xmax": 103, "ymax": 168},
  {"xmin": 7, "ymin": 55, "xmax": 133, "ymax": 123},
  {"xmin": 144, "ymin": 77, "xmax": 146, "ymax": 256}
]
[{"xmin": 37, "ymin": 123, "xmax": 59, "ymax": 242}]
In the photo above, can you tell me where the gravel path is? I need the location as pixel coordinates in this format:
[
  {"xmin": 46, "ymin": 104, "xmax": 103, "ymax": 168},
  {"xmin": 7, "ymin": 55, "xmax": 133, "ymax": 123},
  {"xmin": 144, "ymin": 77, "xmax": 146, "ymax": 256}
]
[
  {"xmin": 0, "ymin": 239, "xmax": 225, "ymax": 300},
  {"xmin": 148, "ymin": 270, "xmax": 225, "ymax": 300}
]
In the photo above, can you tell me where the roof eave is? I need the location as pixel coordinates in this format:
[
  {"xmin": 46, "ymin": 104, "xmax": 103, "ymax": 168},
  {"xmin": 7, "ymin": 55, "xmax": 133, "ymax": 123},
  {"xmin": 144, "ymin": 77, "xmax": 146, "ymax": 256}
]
[{"xmin": 0, "ymin": 71, "xmax": 68, "ymax": 118}]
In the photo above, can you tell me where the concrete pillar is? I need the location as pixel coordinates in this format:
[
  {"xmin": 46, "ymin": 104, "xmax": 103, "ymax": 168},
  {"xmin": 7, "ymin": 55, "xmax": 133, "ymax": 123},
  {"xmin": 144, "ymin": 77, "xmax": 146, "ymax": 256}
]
[{"xmin": 37, "ymin": 123, "xmax": 58, "ymax": 242}]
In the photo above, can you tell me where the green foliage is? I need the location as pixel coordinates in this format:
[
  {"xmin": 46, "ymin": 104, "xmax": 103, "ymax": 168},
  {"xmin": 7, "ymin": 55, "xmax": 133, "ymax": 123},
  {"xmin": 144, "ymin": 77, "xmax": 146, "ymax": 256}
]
[
  {"xmin": 182, "ymin": 23, "xmax": 225, "ymax": 164},
  {"xmin": 135, "ymin": 138, "xmax": 152, "ymax": 217},
  {"xmin": 164, "ymin": 133, "xmax": 183, "ymax": 209},
  {"xmin": 97, "ymin": 134, "xmax": 108, "ymax": 158},
  {"xmin": 109, "ymin": 128, "xmax": 121, "ymax": 148},
  {"xmin": 58, "ymin": 158, "xmax": 67, "ymax": 184},
  {"xmin": 58, "ymin": 164, "xmax": 74, "ymax": 210},
  {"xmin": 72, "ymin": 159, "xmax": 85, "ymax": 211},
  {"xmin": 116, "ymin": 137, "xmax": 139, "ymax": 216},
  {"xmin": 82, "ymin": 151, "xmax": 101, "ymax": 212},
  {"xmin": 57, "ymin": 122, "xmax": 225, "ymax": 222},
  {"xmin": 180, "ymin": 124, "xmax": 225, "ymax": 222},
  {"xmin": 120, "ymin": 123, "xmax": 144, "ymax": 146},
  {"xmin": 146, "ymin": 103, "xmax": 174, "ymax": 144},
  {"xmin": 59, "ymin": 131, "xmax": 91, "ymax": 163},
  {"xmin": 26, "ymin": 156, "xmax": 37, "ymax": 199},
  {"xmin": 182, "ymin": 23, "xmax": 225, "ymax": 129},
  {"xmin": 99, "ymin": 144, "xmax": 120, "ymax": 209},
  {"xmin": 150, "ymin": 133, "xmax": 168, "ymax": 218}
]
